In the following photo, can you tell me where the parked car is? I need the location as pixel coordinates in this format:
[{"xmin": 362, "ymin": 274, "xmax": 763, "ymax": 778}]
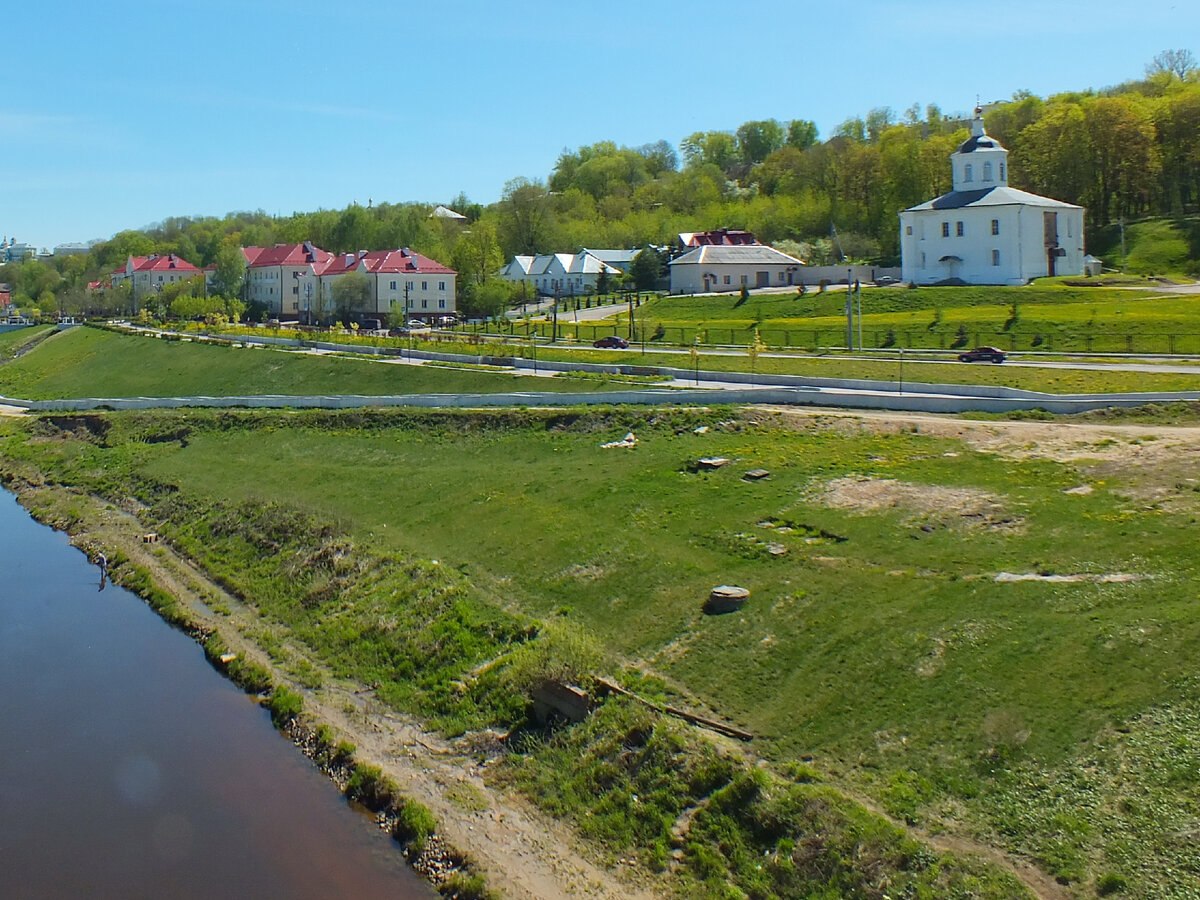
[
  {"xmin": 593, "ymin": 335, "xmax": 629, "ymax": 349},
  {"xmin": 957, "ymin": 346, "xmax": 1006, "ymax": 363},
  {"xmin": 406, "ymin": 319, "xmax": 428, "ymax": 329},
  {"xmin": 873, "ymin": 275, "xmax": 902, "ymax": 286}
]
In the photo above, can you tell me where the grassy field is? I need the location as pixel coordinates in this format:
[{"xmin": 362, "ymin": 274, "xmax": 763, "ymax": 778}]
[
  {"xmin": 6, "ymin": 403, "xmax": 1198, "ymax": 897},
  {"xmin": 515, "ymin": 283, "xmax": 1200, "ymax": 354},
  {"xmin": 0, "ymin": 326, "xmax": 635, "ymax": 400},
  {"xmin": 0, "ymin": 324, "xmax": 53, "ymax": 359}
]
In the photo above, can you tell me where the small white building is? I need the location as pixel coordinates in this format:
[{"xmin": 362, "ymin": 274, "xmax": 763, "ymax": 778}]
[
  {"xmin": 668, "ymin": 244, "xmax": 804, "ymax": 294},
  {"xmin": 899, "ymin": 107, "xmax": 1085, "ymax": 285},
  {"xmin": 498, "ymin": 250, "xmax": 625, "ymax": 296}
]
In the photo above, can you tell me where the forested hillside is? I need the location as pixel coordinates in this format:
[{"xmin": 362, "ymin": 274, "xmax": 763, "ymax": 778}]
[{"xmin": 5, "ymin": 51, "xmax": 1198, "ymax": 316}]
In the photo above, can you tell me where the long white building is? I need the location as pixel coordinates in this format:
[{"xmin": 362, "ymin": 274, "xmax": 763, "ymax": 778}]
[{"xmin": 899, "ymin": 107, "xmax": 1084, "ymax": 285}]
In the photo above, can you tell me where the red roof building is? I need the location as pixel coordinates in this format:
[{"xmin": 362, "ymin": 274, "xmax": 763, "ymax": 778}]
[
  {"xmin": 677, "ymin": 228, "xmax": 759, "ymax": 248},
  {"xmin": 318, "ymin": 247, "xmax": 456, "ymax": 323},
  {"xmin": 110, "ymin": 254, "xmax": 202, "ymax": 297},
  {"xmin": 243, "ymin": 242, "xmax": 335, "ymax": 320}
]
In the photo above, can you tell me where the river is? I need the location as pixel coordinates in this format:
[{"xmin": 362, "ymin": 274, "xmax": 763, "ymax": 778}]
[{"xmin": 0, "ymin": 489, "xmax": 433, "ymax": 899}]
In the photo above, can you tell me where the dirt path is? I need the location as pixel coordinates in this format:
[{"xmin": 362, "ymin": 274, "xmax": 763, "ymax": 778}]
[{"xmin": 10, "ymin": 480, "xmax": 657, "ymax": 900}]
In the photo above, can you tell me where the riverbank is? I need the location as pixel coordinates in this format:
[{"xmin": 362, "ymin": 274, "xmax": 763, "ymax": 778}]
[{"xmin": 1, "ymin": 473, "xmax": 656, "ymax": 900}]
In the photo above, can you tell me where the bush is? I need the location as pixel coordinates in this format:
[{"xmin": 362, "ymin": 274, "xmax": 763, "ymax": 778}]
[
  {"xmin": 397, "ymin": 800, "xmax": 438, "ymax": 851},
  {"xmin": 267, "ymin": 686, "xmax": 303, "ymax": 725}
]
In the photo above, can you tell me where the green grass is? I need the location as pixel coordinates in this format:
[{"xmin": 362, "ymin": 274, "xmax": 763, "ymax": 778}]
[
  {"xmin": 519, "ymin": 283, "xmax": 1200, "ymax": 354},
  {"xmin": 0, "ymin": 324, "xmax": 53, "ymax": 359},
  {"xmin": 5, "ymin": 405, "xmax": 1200, "ymax": 897},
  {"xmin": 0, "ymin": 326, "xmax": 637, "ymax": 400}
]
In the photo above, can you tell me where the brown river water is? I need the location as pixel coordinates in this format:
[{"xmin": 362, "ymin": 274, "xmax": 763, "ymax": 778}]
[{"xmin": 0, "ymin": 490, "xmax": 433, "ymax": 899}]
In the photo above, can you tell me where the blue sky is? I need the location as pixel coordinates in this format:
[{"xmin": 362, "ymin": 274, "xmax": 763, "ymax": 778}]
[{"xmin": 3, "ymin": 0, "xmax": 1192, "ymax": 251}]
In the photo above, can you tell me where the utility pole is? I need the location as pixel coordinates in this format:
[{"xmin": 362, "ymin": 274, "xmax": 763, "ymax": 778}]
[
  {"xmin": 845, "ymin": 268, "xmax": 853, "ymax": 349},
  {"xmin": 855, "ymin": 280, "xmax": 862, "ymax": 351}
]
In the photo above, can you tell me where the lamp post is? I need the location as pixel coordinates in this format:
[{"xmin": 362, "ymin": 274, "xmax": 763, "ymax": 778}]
[{"xmin": 898, "ymin": 346, "xmax": 905, "ymax": 395}]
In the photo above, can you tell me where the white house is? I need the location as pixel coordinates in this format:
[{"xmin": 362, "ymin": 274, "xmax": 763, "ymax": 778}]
[
  {"xmin": 899, "ymin": 107, "xmax": 1085, "ymax": 285},
  {"xmin": 668, "ymin": 244, "xmax": 804, "ymax": 294},
  {"xmin": 499, "ymin": 250, "xmax": 625, "ymax": 296}
]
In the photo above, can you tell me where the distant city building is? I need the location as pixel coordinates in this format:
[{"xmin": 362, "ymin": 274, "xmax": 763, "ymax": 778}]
[
  {"xmin": 2, "ymin": 238, "xmax": 38, "ymax": 262},
  {"xmin": 899, "ymin": 106, "xmax": 1085, "ymax": 285},
  {"xmin": 53, "ymin": 243, "xmax": 91, "ymax": 256}
]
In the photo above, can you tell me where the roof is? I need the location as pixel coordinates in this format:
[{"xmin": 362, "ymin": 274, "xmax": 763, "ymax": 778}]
[
  {"xmin": 957, "ymin": 133, "xmax": 1004, "ymax": 153},
  {"xmin": 501, "ymin": 255, "xmax": 535, "ymax": 276},
  {"xmin": 583, "ymin": 248, "xmax": 640, "ymax": 266},
  {"xmin": 527, "ymin": 253, "xmax": 575, "ymax": 276},
  {"xmin": 244, "ymin": 242, "xmax": 334, "ymax": 268},
  {"xmin": 320, "ymin": 248, "xmax": 455, "ymax": 277},
  {"xmin": 669, "ymin": 245, "xmax": 804, "ymax": 267},
  {"xmin": 678, "ymin": 229, "xmax": 758, "ymax": 247},
  {"xmin": 113, "ymin": 253, "xmax": 201, "ymax": 274},
  {"xmin": 573, "ymin": 251, "xmax": 623, "ymax": 275},
  {"xmin": 903, "ymin": 186, "xmax": 1082, "ymax": 212},
  {"xmin": 430, "ymin": 205, "xmax": 467, "ymax": 220}
]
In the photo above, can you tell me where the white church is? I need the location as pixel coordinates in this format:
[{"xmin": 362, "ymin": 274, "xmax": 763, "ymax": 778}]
[{"xmin": 899, "ymin": 107, "xmax": 1085, "ymax": 285}]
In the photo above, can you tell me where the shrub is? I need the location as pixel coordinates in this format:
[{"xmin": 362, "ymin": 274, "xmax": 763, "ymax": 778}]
[
  {"xmin": 267, "ymin": 686, "xmax": 303, "ymax": 725},
  {"xmin": 1097, "ymin": 872, "xmax": 1128, "ymax": 895},
  {"xmin": 397, "ymin": 800, "xmax": 438, "ymax": 851}
]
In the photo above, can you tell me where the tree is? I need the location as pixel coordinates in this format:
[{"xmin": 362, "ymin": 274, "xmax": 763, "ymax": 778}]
[
  {"xmin": 785, "ymin": 119, "xmax": 819, "ymax": 150},
  {"xmin": 628, "ymin": 248, "xmax": 665, "ymax": 292},
  {"xmin": 680, "ymin": 131, "xmax": 740, "ymax": 171},
  {"xmin": 497, "ymin": 178, "xmax": 554, "ymax": 255},
  {"xmin": 736, "ymin": 119, "xmax": 785, "ymax": 165},
  {"xmin": 210, "ymin": 244, "xmax": 246, "ymax": 299},
  {"xmin": 331, "ymin": 271, "xmax": 372, "ymax": 320},
  {"xmin": 451, "ymin": 219, "xmax": 503, "ymax": 286},
  {"xmin": 1147, "ymin": 49, "xmax": 1197, "ymax": 80}
]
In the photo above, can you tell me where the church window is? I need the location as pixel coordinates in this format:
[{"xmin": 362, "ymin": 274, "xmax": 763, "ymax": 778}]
[
  {"xmin": 983, "ymin": 162, "xmax": 993, "ymax": 181},
  {"xmin": 964, "ymin": 164, "xmax": 973, "ymax": 182},
  {"xmin": 906, "ymin": 225, "xmax": 912, "ymax": 236},
  {"xmin": 992, "ymin": 249, "xmax": 1000, "ymax": 266},
  {"xmin": 921, "ymin": 252, "xmax": 926, "ymax": 267},
  {"xmin": 1000, "ymin": 163, "xmax": 1006, "ymax": 181},
  {"xmin": 956, "ymin": 221, "xmax": 964, "ymax": 237},
  {"xmin": 941, "ymin": 222, "xmax": 950, "ymax": 237},
  {"xmin": 991, "ymin": 219, "xmax": 999, "ymax": 235}
]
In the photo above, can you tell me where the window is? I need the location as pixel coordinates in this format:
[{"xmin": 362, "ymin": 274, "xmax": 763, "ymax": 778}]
[
  {"xmin": 964, "ymin": 163, "xmax": 973, "ymax": 182},
  {"xmin": 740, "ymin": 275, "xmax": 748, "ymax": 284},
  {"xmin": 956, "ymin": 221, "xmax": 964, "ymax": 237},
  {"xmin": 941, "ymin": 222, "xmax": 950, "ymax": 237},
  {"xmin": 1000, "ymin": 162, "xmax": 1006, "ymax": 181},
  {"xmin": 292, "ymin": 286, "xmax": 298, "ymax": 295},
  {"xmin": 724, "ymin": 275, "xmax": 731, "ymax": 284},
  {"xmin": 983, "ymin": 162, "xmax": 993, "ymax": 181},
  {"xmin": 439, "ymin": 281, "xmax": 445, "ymax": 290},
  {"xmin": 406, "ymin": 281, "xmax": 413, "ymax": 290},
  {"xmin": 421, "ymin": 281, "xmax": 427, "ymax": 290},
  {"xmin": 157, "ymin": 275, "xmax": 163, "ymax": 282},
  {"xmin": 920, "ymin": 252, "xmax": 926, "ymax": 268},
  {"xmin": 421, "ymin": 299, "xmax": 427, "ymax": 309},
  {"xmin": 389, "ymin": 280, "xmax": 396, "ymax": 290},
  {"xmin": 439, "ymin": 299, "xmax": 446, "ymax": 309},
  {"xmin": 991, "ymin": 218, "xmax": 999, "ymax": 236},
  {"xmin": 992, "ymin": 249, "xmax": 1000, "ymax": 266},
  {"xmin": 905, "ymin": 225, "xmax": 912, "ymax": 236}
]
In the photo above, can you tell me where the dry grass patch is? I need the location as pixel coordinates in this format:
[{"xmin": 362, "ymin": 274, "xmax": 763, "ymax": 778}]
[{"xmin": 808, "ymin": 476, "xmax": 1023, "ymax": 533}]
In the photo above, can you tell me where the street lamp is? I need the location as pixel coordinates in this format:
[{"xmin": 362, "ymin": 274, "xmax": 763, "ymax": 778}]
[{"xmin": 898, "ymin": 346, "xmax": 905, "ymax": 395}]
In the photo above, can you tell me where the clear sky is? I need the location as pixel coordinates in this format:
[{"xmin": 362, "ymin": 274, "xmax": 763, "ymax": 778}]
[{"xmin": 2, "ymin": 0, "xmax": 1193, "ymax": 251}]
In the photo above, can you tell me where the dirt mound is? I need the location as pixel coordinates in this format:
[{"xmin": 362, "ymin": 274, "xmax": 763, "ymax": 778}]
[{"xmin": 810, "ymin": 476, "xmax": 1022, "ymax": 532}]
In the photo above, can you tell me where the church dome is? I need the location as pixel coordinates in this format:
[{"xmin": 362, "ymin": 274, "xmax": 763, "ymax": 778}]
[{"xmin": 957, "ymin": 132, "xmax": 1004, "ymax": 153}]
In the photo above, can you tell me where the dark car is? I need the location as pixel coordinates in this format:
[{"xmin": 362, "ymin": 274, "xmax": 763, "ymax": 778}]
[
  {"xmin": 958, "ymin": 346, "xmax": 1006, "ymax": 363},
  {"xmin": 593, "ymin": 336, "xmax": 629, "ymax": 349}
]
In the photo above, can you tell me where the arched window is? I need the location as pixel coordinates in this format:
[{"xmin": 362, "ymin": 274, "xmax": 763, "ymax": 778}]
[
  {"xmin": 983, "ymin": 162, "xmax": 993, "ymax": 181},
  {"xmin": 999, "ymin": 162, "xmax": 1006, "ymax": 181},
  {"xmin": 964, "ymin": 163, "xmax": 973, "ymax": 182}
]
